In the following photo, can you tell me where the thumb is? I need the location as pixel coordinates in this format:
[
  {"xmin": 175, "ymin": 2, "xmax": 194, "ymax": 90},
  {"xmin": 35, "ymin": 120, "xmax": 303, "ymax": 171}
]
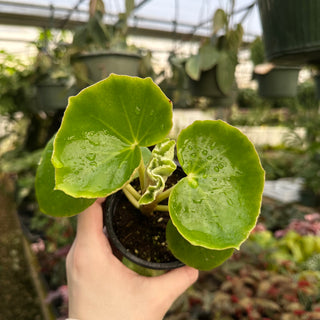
[
  {"xmin": 76, "ymin": 198, "xmax": 107, "ymax": 246},
  {"xmin": 151, "ymin": 266, "xmax": 199, "ymax": 306}
]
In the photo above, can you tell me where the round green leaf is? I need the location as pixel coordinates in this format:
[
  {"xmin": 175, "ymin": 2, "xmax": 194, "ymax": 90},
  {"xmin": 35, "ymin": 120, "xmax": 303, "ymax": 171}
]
[
  {"xmin": 166, "ymin": 220, "xmax": 234, "ymax": 271},
  {"xmin": 52, "ymin": 75, "xmax": 172, "ymax": 198},
  {"xmin": 169, "ymin": 120, "xmax": 265, "ymax": 250},
  {"xmin": 35, "ymin": 136, "xmax": 95, "ymax": 217}
]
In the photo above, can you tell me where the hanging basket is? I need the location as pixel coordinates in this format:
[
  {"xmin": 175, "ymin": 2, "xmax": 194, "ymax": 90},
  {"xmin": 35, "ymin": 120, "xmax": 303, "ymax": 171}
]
[
  {"xmin": 188, "ymin": 67, "xmax": 223, "ymax": 98},
  {"xmin": 258, "ymin": 0, "xmax": 320, "ymax": 65},
  {"xmin": 75, "ymin": 51, "xmax": 142, "ymax": 84},
  {"xmin": 188, "ymin": 67, "xmax": 237, "ymax": 107},
  {"xmin": 253, "ymin": 64, "xmax": 300, "ymax": 98},
  {"xmin": 36, "ymin": 82, "xmax": 78, "ymax": 112}
]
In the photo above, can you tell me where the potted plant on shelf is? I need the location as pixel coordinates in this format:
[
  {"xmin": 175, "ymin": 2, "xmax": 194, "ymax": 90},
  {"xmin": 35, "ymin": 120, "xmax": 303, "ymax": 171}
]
[
  {"xmin": 158, "ymin": 52, "xmax": 192, "ymax": 108},
  {"xmin": 72, "ymin": 0, "xmax": 150, "ymax": 86},
  {"xmin": 33, "ymin": 30, "xmax": 78, "ymax": 112},
  {"xmin": 35, "ymin": 74, "xmax": 265, "ymax": 271},
  {"xmin": 185, "ymin": 5, "xmax": 243, "ymax": 106},
  {"xmin": 250, "ymin": 36, "xmax": 300, "ymax": 98}
]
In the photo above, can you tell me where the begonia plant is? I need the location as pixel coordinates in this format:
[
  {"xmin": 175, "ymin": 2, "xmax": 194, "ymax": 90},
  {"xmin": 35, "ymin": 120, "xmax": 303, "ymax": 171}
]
[{"xmin": 35, "ymin": 74, "xmax": 265, "ymax": 270}]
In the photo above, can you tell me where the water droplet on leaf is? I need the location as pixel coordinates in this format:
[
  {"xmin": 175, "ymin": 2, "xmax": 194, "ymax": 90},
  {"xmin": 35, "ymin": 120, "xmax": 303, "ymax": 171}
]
[
  {"xmin": 135, "ymin": 106, "xmax": 141, "ymax": 115},
  {"xmin": 90, "ymin": 161, "xmax": 97, "ymax": 167},
  {"xmin": 227, "ymin": 198, "xmax": 234, "ymax": 206},
  {"xmin": 188, "ymin": 178, "xmax": 198, "ymax": 188},
  {"xmin": 86, "ymin": 153, "xmax": 96, "ymax": 161}
]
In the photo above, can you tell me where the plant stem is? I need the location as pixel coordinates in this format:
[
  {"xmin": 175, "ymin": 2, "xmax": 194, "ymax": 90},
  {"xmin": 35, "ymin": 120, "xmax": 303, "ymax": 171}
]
[
  {"xmin": 123, "ymin": 188, "xmax": 140, "ymax": 209},
  {"xmin": 156, "ymin": 185, "xmax": 174, "ymax": 204},
  {"xmin": 124, "ymin": 183, "xmax": 141, "ymax": 200},
  {"xmin": 138, "ymin": 160, "xmax": 146, "ymax": 192},
  {"xmin": 155, "ymin": 204, "xmax": 169, "ymax": 212}
]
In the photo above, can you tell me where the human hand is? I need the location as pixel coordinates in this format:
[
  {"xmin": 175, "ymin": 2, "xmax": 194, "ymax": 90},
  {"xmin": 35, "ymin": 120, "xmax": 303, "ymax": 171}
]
[{"xmin": 66, "ymin": 198, "xmax": 199, "ymax": 320}]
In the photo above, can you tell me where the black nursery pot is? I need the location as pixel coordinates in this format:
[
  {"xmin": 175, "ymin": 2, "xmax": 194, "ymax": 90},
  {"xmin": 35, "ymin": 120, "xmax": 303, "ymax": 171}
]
[{"xmin": 103, "ymin": 169, "xmax": 185, "ymax": 270}]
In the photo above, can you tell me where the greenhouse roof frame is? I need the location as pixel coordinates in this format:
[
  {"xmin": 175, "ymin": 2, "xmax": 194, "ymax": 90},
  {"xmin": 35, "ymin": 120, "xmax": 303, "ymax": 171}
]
[{"xmin": 0, "ymin": 0, "xmax": 262, "ymax": 41}]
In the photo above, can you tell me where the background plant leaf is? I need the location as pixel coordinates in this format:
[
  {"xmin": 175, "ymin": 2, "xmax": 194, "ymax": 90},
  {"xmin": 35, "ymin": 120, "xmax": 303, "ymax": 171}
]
[
  {"xmin": 169, "ymin": 120, "xmax": 265, "ymax": 250},
  {"xmin": 225, "ymin": 23, "xmax": 244, "ymax": 52},
  {"xmin": 198, "ymin": 42, "xmax": 220, "ymax": 71},
  {"xmin": 185, "ymin": 55, "xmax": 201, "ymax": 80},
  {"xmin": 213, "ymin": 8, "xmax": 227, "ymax": 34},
  {"xmin": 216, "ymin": 52, "xmax": 237, "ymax": 95},
  {"xmin": 52, "ymin": 75, "xmax": 172, "ymax": 198}
]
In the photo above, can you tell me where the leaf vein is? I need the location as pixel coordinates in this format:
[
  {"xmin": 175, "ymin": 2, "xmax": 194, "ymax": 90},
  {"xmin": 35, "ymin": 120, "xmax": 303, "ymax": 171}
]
[{"xmin": 89, "ymin": 114, "xmax": 132, "ymax": 145}]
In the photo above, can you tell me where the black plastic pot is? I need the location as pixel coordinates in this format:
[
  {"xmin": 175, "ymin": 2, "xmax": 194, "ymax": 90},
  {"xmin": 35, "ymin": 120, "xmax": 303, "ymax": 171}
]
[
  {"xmin": 103, "ymin": 193, "xmax": 184, "ymax": 270},
  {"xmin": 36, "ymin": 82, "xmax": 78, "ymax": 112},
  {"xmin": 188, "ymin": 67, "xmax": 223, "ymax": 98},
  {"xmin": 300, "ymin": 189, "xmax": 320, "ymax": 208},
  {"xmin": 253, "ymin": 66, "xmax": 300, "ymax": 98},
  {"xmin": 258, "ymin": 0, "xmax": 320, "ymax": 65},
  {"xmin": 188, "ymin": 67, "xmax": 237, "ymax": 107},
  {"xmin": 75, "ymin": 51, "xmax": 142, "ymax": 84}
]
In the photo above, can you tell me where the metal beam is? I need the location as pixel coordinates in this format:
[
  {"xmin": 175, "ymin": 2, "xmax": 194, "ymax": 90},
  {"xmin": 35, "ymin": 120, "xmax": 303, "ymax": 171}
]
[
  {"xmin": 134, "ymin": 0, "xmax": 152, "ymax": 11},
  {"xmin": 0, "ymin": 11, "xmax": 206, "ymax": 42},
  {"xmin": 0, "ymin": 11, "xmax": 84, "ymax": 29}
]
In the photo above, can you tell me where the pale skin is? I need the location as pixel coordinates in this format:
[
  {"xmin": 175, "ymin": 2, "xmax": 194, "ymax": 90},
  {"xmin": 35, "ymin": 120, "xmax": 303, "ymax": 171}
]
[{"xmin": 66, "ymin": 198, "xmax": 199, "ymax": 320}]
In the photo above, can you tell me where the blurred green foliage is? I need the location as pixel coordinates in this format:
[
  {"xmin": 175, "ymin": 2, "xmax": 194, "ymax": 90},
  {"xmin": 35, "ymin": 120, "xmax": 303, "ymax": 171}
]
[
  {"xmin": 0, "ymin": 50, "xmax": 36, "ymax": 117},
  {"xmin": 250, "ymin": 230, "xmax": 320, "ymax": 266},
  {"xmin": 250, "ymin": 36, "xmax": 265, "ymax": 66}
]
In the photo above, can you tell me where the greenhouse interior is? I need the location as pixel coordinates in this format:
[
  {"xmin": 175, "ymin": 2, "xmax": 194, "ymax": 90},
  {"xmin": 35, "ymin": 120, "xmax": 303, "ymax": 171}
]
[{"xmin": 1, "ymin": 0, "xmax": 320, "ymax": 319}]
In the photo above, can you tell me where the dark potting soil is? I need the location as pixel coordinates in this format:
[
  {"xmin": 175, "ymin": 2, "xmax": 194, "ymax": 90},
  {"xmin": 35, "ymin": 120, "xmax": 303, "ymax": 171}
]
[
  {"xmin": 112, "ymin": 169, "xmax": 185, "ymax": 264},
  {"xmin": 112, "ymin": 194, "xmax": 176, "ymax": 263}
]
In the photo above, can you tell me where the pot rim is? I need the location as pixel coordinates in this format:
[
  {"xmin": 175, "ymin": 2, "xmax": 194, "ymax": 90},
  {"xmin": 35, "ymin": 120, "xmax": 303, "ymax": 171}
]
[{"xmin": 76, "ymin": 50, "xmax": 142, "ymax": 59}]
